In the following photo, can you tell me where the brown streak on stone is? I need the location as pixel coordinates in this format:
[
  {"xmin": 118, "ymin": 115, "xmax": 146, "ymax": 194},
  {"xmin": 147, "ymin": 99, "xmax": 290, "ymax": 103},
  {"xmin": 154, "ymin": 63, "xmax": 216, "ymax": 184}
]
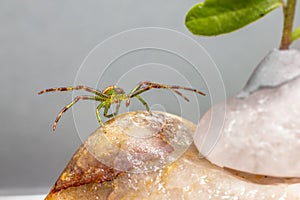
[{"xmin": 49, "ymin": 144, "xmax": 123, "ymax": 194}]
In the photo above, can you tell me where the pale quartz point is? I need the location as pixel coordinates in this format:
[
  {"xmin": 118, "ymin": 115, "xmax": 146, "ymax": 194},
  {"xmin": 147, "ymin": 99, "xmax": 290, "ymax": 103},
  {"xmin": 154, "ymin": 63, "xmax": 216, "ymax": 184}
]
[
  {"xmin": 238, "ymin": 49, "xmax": 300, "ymax": 98},
  {"xmin": 195, "ymin": 49, "xmax": 300, "ymax": 178},
  {"xmin": 45, "ymin": 111, "xmax": 300, "ymax": 199}
]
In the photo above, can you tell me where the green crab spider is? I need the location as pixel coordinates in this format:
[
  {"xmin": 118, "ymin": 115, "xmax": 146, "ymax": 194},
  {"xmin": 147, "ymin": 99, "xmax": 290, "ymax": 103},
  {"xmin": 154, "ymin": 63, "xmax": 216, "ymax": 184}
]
[{"xmin": 38, "ymin": 81, "xmax": 205, "ymax": 131}]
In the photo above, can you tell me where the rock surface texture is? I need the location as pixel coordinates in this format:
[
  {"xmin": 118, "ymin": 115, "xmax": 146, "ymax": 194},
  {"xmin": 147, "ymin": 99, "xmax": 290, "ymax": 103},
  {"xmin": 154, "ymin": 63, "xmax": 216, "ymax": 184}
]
[
  {"xmin": 194, "ymin": 49, "xmax": 300, "ymax": 178},
  {"xmin": 45, "ymin": 111, "xmax": 300, "ymax": 199}
]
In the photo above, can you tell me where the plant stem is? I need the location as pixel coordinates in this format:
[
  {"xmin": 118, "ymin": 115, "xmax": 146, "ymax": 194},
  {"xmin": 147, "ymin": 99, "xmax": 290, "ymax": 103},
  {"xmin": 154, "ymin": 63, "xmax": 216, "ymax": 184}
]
[{"xmin": 280, "ymin": 0, "xmax": 297, "ymax": 50}]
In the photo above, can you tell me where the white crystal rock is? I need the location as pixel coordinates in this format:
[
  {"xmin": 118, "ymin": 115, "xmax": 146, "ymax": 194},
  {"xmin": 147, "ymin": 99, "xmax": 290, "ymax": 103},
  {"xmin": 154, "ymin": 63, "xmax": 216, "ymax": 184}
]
[
  {"xmin": 194, "ymin": 49, "xmax": 300, "ymax": 177},
  {"xmin": 237, "ymin": 49, "xmax": 300, "ymax": 98}
]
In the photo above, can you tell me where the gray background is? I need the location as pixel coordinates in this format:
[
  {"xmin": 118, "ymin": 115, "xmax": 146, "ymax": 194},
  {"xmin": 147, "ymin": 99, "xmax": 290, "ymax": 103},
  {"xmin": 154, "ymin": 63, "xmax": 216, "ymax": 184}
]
[{"xmin": 0, "ymin": 0, "xmax": 299, "ymax": 195}]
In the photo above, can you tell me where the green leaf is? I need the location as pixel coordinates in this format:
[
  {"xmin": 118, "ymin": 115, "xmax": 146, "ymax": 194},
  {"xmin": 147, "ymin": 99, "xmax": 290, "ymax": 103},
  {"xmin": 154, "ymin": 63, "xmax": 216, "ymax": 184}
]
[
  {"xmin": 185, "ymin": 0, "xmax": 282, "ymax": 36},
  {"xmin": 291, "ymin": 26, "xmax": 300, "ymax": 43}
]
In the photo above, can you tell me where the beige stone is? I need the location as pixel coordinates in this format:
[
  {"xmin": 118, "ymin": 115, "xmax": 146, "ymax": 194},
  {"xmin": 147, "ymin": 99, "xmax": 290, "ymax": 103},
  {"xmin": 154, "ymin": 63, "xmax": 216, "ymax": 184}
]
[{"xmin": 45, "ymin": 111, "xmax": 300, "ymax": 200}]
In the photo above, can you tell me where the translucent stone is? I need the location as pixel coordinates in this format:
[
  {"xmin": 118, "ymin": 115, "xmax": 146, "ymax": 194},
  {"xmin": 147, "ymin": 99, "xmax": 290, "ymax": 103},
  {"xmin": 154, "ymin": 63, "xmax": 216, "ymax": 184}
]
[
  {"xmin": 237, "ymin": 49, "xmax": 300, "ymax": 98},
  {"xmin": 195, "ymin": 49, "xmax": 300, "ymax": 178},
  {"xmin": 45, "ymin": 111, "xmax": 300, "ymax": 199}
]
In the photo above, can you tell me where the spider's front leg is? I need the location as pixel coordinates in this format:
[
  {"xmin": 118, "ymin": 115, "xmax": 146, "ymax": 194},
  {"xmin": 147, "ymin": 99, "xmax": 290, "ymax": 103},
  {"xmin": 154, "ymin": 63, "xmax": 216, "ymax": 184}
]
[
  {"xmin": 129, "ymin": 81, "xmax": 191, "ymax": 102},
  {"xmin": 38, "ymin": 85, "xmax": 108, "ymax": 99},
  {"xmin": 53, "ymin": 95, "xmax": 98, "ymax": 131}
]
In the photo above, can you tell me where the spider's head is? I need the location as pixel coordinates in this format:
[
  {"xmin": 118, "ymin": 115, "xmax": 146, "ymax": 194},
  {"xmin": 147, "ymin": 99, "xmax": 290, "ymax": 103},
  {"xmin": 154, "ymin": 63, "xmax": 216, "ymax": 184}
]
[
  {"xmin": 103, "ymin": 86, "xmax": 125, "ymax": 96},
  {"xmin": 103, "ymin": 85, "xmax": 127, "ymax": 104}
]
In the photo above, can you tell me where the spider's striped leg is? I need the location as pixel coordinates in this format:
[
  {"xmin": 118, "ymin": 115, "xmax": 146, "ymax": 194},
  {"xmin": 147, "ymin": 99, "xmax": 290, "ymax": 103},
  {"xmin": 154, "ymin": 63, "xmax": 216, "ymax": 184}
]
[
  {"xmin": 166, "ymin": 85, "xmax": 205, "ymax": 96},
  {"xmin": 142, "ymin": 82, "xmax": 206, "ymax": 96},
  {"xmin": 38, "ymin": 85, "xmax": 108, "ymax": 99},
  {"xmin": 135, "ymin": 95, "xmax": 151, "ymax": 114},
  {"xmin": 129, "ymin": 82, "xmax": 187, "ymax": 102},
  {"xmin": 127, "ymin": 83, "xmax": 144, "ymax": 97},
  {"xmin": 128, "ymin": 81, "xmax": 164, "ymax": 97},
  {"xmin": 128, "ymin": 84, "xmax": 191, "ymax": 103},
  {"xmin": 129, "ymin": 85, "xmax": 157, "ymax": 98},
  {"xmin": 53, "ymin": 95, "xmax": 99, "ymax": 131},
  {"xmin": 126, "ymin": 82, "xmax": 148, "ymax": 107},
  {"xmin": 129, "ymin": 82, "xmax": 190, "ymax": 102},
  {"xmin": 96, "ymin": 102, "xmax": 106, "ymax": 126},
  {"xmin": 103, "ymin": 102, "xmax": 121, "ymax": 118},
  {"xmin": 168, "ymin": 89, "xmax": 190, "ymax": 102},
  {"xmin": 129, "ymin": 83, "xmax": 205, "ymax": 101}
]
